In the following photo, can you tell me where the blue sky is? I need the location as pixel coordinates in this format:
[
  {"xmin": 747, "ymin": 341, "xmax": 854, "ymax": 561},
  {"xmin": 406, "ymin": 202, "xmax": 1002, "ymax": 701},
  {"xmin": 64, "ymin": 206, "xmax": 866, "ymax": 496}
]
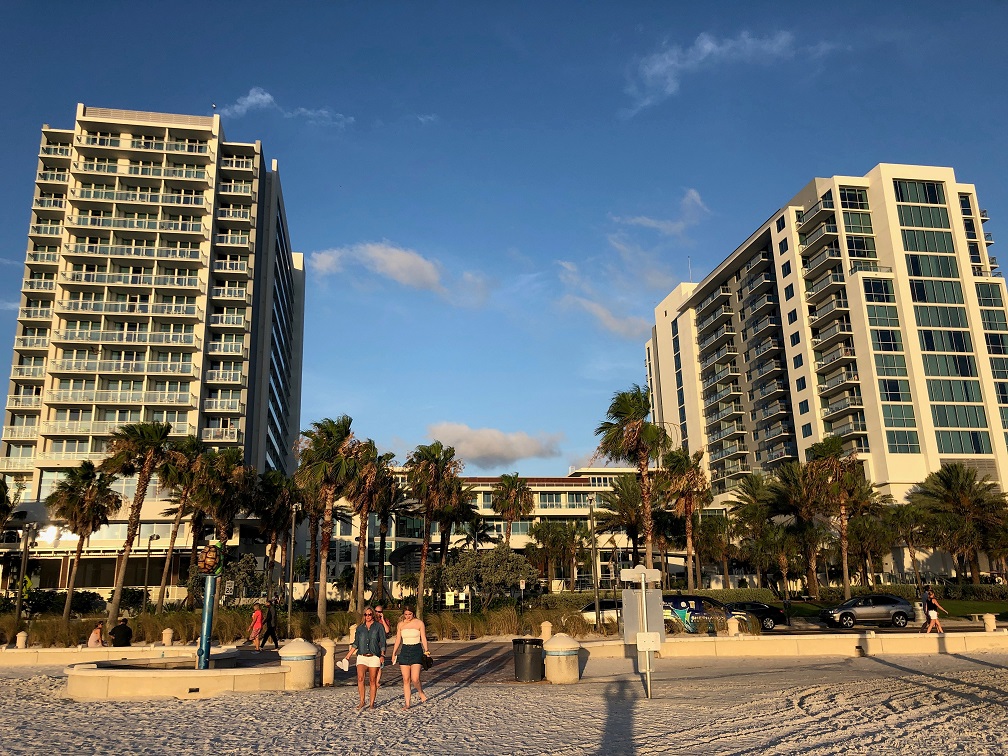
[{"xmin": 1, "ymin": 3, "xmax": 1006, "ymax": 476}]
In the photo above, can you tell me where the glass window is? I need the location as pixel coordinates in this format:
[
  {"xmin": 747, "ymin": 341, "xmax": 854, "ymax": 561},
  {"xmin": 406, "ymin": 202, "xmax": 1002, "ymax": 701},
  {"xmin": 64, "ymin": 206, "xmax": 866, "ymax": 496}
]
[
  {"xmin": 802, "ymin": 423, "xmax": 812, "ymax": 438},
  {"xmin": 793, "ymin": 354, "xmax": 803, "ymax": 368},
  {"xmin": 959, "ymin": 194, "xmax": 973, "ymax": 216},
  {"xmin": 977, "ymin": 283, "xmax": 1005, "ymax": 308},
  {"xmin": 846, "ymin": 235, "xmax": 877, "ymax": 258},
  {"xmin": 986, "ymin": 333, "xmax": 1008, "ymax": 354},
  {"xmin": 886, "ymin": 430, "xmax": 921, "ymax": 454},
  {"xmin": 879, "ymin": 379, "xmax": 912, "ymax": 402},
  {"xmin": 906, "ymin": 254, "xmax": 958, "ymax": 278},
  {"xmin": 893, "ymin": 179, "xmax": 946, "ymax": 205},
  {"xmin": 782, "ymin": 261, "xmax": 791, "ymax": 277},
  {"xmin": 799, "ymin": 399, "xmax": 809, "ymax": 415},
  {"xmin": 991, "ymin": 357, "xmax": 1008, "ymax": 380},
  {"xmin": 785, "ymin": 284, "xmax": 794, "ymax": 301},
  {"xmin": 796, "ymin": 376, "xmax": 807, "ymax": 391},
  {"xmin": 778, "ymin": 238, "xmax": 789, "ymax": 255},
  {"xmin": 897, "ymin": 204, "xmax": 950, "ymax": 229},
  {"xmin": 871, "ymin": 329, "xmax": 904, "ymax": 352},
  {"xmin": 843, "ymin": 211, "xmax": 873, "ymax": 234},
  {"xmin": 909, "ymin": 279, "xmax": 964, "ymax": 304},
  {"xmin": 868, "ymin": 305, "xmax": 900, "ymax": 327},
  {"xmin": 914, "ymin": 306, "xmax": 969, "ymax": 329},
  {"xmin": 918, "ymin": 330, "xmax": 973, "ymax": 353},
  {"xmin": 927, "ymin": 379, "xmax": 984, "ymax": 403},
  {"xmin": 883, "ymin": 404, "xmax": 916, "ymax": 428},
  {"xmin": 839, "ymin": 187, "xmax": 869, "ymax": 210},
  {"xmin": 875, "ymin": 354, "xmax": 908, "ymax": 376},
  {"xmin": 981, "ymin": 309, "xmax": 1008, "ymax": 331},
  {"xmin": 935, "ymin": 430, "xmax": 992, "ymax": 455},
  {"xmin": 790, "ymin": 332, "xmax": 800, "ymax": 347},
  {"xmin": 864, "ymin": 279, "xmax": 895, "ymax": 303},
  {"xmin": 776, "ymin": 216, "xmax": 786, "ymax": 232},
  {"xmin": 788, "ymin": 309, "xmax": 798, "ymax": 324},
  {"xmin": 932, "ymin": 404, "xmax": 988, "ymax": 429},
  {"xmin": 922, "ymin": 354, "xmax": 977, "ymax": 377},
  {"xmin": 901, "ymin": 229, "xmax": 955, "ymax": 254}
]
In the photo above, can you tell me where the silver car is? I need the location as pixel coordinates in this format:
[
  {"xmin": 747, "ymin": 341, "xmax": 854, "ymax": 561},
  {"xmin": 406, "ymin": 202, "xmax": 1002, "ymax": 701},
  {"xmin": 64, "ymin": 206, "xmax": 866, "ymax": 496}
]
[{"xmin": 819, "ymin": 594, "xmax": 913, "ymax": 629}]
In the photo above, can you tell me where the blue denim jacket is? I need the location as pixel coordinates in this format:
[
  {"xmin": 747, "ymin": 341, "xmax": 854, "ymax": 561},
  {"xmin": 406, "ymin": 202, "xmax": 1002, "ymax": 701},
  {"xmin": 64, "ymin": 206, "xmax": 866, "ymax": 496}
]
[{"xmin": 352, "ymin": 620, "xmax": 387, "ymax": 656}]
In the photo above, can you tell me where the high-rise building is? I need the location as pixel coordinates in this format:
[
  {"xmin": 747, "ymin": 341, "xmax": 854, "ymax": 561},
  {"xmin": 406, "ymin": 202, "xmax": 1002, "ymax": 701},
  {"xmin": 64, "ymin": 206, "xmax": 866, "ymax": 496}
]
[
  {"xmin": 647, "ymin": 164, "xmax": 1001, "ymax": 505},
  {"xmin": 1, "ymin": 104, "xmax": 304, "ymax": 591}
]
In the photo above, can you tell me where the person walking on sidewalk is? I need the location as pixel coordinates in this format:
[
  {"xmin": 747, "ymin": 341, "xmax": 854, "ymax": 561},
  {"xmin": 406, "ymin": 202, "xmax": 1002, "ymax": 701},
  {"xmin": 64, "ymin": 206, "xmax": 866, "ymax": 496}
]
[
  {"xmin": 342, "ymin": 606, "xmax": 386, "ymax": 710},
  {"xmin": 391, "ymin": 603, "xmax": 430, "ymax": 709},
  {"xmin": 247, "ymin": 603, "xmax": 264, "ymax": 651},
  {"xmin": 260, "ymin": 596, "xmax": 280, "ymax": 650},
  {"xmin": 925, "ymin": 589, "xmax": 948, "ymax": 634}
]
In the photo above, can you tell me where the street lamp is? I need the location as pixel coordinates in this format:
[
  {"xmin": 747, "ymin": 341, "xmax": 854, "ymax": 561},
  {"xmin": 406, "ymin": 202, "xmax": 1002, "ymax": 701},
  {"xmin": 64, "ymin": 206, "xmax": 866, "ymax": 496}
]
[
  {"xmin": 588, "ymin": 495, "xmax": 601, "ymax": 629},
  {"xmin": 12, "ymin": 522, "xmax": 39, "ymax": 639},
  {"xmin": 142, "ymin": 533, "xmax": 161, "ymax": 614},
  {"xmin": 287, "ymin": 502, "xmax": 300, "ymax": 641}
]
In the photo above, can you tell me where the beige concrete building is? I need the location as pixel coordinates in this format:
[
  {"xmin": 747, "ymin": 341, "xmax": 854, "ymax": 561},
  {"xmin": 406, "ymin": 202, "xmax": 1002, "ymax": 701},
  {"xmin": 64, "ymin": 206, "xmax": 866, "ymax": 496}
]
[
  {"xmin": 1, "ymin": 104, "xmax": 304, "ymax": 592},
  {"xmin": 648, "ymin": 164, "xmax": 1001, "ymax": 505}
]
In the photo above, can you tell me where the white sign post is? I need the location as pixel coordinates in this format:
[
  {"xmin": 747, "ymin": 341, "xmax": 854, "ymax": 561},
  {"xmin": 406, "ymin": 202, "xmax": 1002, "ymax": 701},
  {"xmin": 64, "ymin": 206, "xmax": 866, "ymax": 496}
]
[
  {"xmin": 620, "ymin": 565, "xmax": 662, "ymax": 699},
  {"xmin": 224, "ymin": 580, "xmax": 235, "ymax": 597}
]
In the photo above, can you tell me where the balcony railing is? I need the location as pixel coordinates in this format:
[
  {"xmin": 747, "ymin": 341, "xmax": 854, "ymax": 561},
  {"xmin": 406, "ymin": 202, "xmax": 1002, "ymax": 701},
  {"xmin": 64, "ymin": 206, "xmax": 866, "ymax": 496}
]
[
  {"xmin": 766, "ymin": 445, "xmax": 797, "ymax": 462},
  {"xmin": 217, "ymin": 208, "xmax": 251, "ymax": 221},
  {"xmin": 29, "ymin": 224, "xmax": 62, "ymax": 236},
  {"xmin": 817, "ymin": 370, "xmax": 859, "ymax": 393},
  {"xmin": 701, "ymin": 364, "xmax": 739, "ymax": 390},
  {"xmin": 44, "ymin": 390, "xmax": 193, "ymax": 405},
  {"xmin": 38, "ymin": 171, "xmax": 68, "ymax": 182},
  {"xmin": 816, "ymin": 346, "xmax": 855, "ymax": 370},
  {"xmin": 63, "ymin": 243, "xmax": 203, "ymax": 261},
  {"xmin": 218, "ymin": 183, "xmax": 253, "ymax": 195},
  {"xmin": 2, "ymin": 426, "xmax": 39, "ymax": 440},
  {"xmin": 0, "ymin": 458, "xmax": 36, "ymax": 471},
  {"xmin": 19, "ymin": 307, "xmax": 52, "ymax": 320},
  {"xmin": 710, "ymin": 443, "xmax": 747, "ymax": 463},
  {"xmin": 822, "ymin": 395, "xmax": 864, "ymax": 417},
  {"xmin": 212, "ymin": 260, "xmax": 249, "ymax": 274},
  {"xmin": 209, "ymin": 314, "xmax": 246, "ymax": 328},
  {"xmin": 41, "ymin": 145, "xmax": 71, "ymax": 156},
  {"xmin": 41, "ymin": 421, "xmax": 195, "ymax": 436},
  {"xmin": 10, "ymin": 366, "xmax": 45, "ymax": 379},
  {"xmin": 14, "ymin": 336, "xmax": 49, "ymax": 349},
  {"xmin": 708, "ymin": 421, "xmax": 744, "ymax": 444},
  {"xmin": 33, "ymin": 197, "xmax": 66, "ymax": 209},
  {"xmin": 202, "ymin": 427, "xmax": 242, "ymax": 442},
  {"xmin": 205, "ymin": 370, "xmax": 245, "ymax": 384},
  {"xmin": 55, "ymin": 301, "xmax": 201, "ymax": 318},
  {"xmin": 6, "ymin": 396, "xmax": 42, "ymax": 409},
  {"xmin": 696, "ymin": 285, "xmax": 732, "ymax": 315},
  {"xmin": 214, "ymin": 234, "xmax": 251, "ymax": 247},
  {"xmin": 211, "ymin": 287, "xmax": 249, "ymax": 301},
  {"xmin": 53, "ymin": 330, "xmax": 200, "ymax": 347},
  {"xmin": 798, "ymin": 195, "xmax": 835, "ymax": 229},
  {"xmin": 204, "ymin": 399, "xmax": 245, "ymax": 413},
  {"xmin": 208, "ymin": 342, "xmax": 248, "ymax": 357}
]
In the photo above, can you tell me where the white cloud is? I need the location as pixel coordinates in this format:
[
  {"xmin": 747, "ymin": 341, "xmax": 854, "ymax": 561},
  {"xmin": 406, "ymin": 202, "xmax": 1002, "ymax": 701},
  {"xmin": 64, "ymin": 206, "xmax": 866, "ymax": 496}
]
[
  {"xmin": 219, "ymin": 87, "xmax": 353, "ymax": 128},
  {"xmin": 310, "ymin": 242, "xmax": 444, "ymax": 293},
  {"xmin": 613, "ymin": 188, "xmax": 709, "ymax": 237},
  {"xmin": 0, "ymin": 301, "xmax": 20, "ymax": 311},
  {"xmin": 428, "ymin": 422, "xmax": 563, "ymax": 469},
  {"xmin": 416, "ymin": 114, "xmax": 439, "ymax": 125},
  {"xmin": 624, "ymin": 30, "xmax": 797, "ymax": 114},
  {"xmin": 561, "ymin": 294, "xmax": 652, "ymax": 340}
]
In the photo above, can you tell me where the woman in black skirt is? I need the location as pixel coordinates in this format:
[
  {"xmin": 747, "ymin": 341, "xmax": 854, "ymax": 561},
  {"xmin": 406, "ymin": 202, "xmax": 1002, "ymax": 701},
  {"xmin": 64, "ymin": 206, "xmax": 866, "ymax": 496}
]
[{"xmin": 390, "ymin": 603, "xmax": 430, "ymax": 709}]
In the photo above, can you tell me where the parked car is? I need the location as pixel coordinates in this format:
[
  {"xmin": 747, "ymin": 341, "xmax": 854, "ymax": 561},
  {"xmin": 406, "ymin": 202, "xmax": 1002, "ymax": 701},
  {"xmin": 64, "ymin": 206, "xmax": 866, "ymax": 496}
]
[
  {"xmin": 580, "ymin": 599, "xmax": 621, "ymax": 625},
  {"xmin": 819, "ymin": 594, "xmax": 913, "ymax": 629},
  {"xmin": 663, "ymin": 595, "xmax": 727, "ymax": 620},
  {"xmin": 724, "ymin": 601, "xmax": 790, "ymax": 631}
]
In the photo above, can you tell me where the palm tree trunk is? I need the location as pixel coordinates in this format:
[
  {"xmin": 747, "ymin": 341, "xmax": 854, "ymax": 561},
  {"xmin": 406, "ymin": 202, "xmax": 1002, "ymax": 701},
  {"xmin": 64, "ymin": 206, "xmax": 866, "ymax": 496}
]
[
  {"xmin": 156, "ymin": 498, "xmax": 187, "ymax": 614},
  {"xmin": 417, "ymin": 504, "xmax": 432, "ymax": 618},
  {"xmin": 318, "ymin": 497, "xmax": 334, "ymax": 624},
  {"xmin": 970, "ymin": 550, "xmax": 983, "ymax": 585},
  {"xmin": 354, "ymin": 502, "xmax": 370, "ymax": 613},
  {"xmin": 107, "ymin": 464, "xmax": 153, "ymax": 626},
  {"xmin": 907, "ymin": 540, "xmax": 922, "ymax": 587},
  {"xmin": 806, "ymin": 547, "xmax": 819, "ymax": 599},
  {"xmin": 694, "ymin": 545, "xmax": 701, "ymax": 590},
  {"xmin": 839, "ymin": 504, "xmax": 851, "ymax": 600},
  {"xmin": 185, "ymin": 513, "xmax": 202, "ymax": 609},
  {"xmin": 307, "ymin": 511, "xmax": 319, "ymax": 601},
  {"xmin": 266, "ymin": 536, "xmax": 279, "ymax": 600},
  {"xmin": 660, "ymin": 540, "xmax": 668, "ymax": 590},
  {"xmin": 63, "ymin": 537, "xmax": 85, "ymax": 623},
  {"xmin": 685, "ymin": 511, "xmax": 695, "ymax": 591},
  {"xmin": 438, "ymin": 523, "xmax": 450, "ymax": 566},
  {"xmin": 376, "ymin": 523, "xmax": 388, "ymax": 604},
  {"xmin": 721, "ymin": 556, "xmax": 729, "ymax": 588},
  {"xmin": 639, "ymin": 458, "xmax": 654, "ymax": 570},
  {"xmin": 778, "ymin": 554, "xmax": 790, "ymax": 600},
  {"xmin": 504, "ymin": 517, "xmax": 513, "ymax": 549}
]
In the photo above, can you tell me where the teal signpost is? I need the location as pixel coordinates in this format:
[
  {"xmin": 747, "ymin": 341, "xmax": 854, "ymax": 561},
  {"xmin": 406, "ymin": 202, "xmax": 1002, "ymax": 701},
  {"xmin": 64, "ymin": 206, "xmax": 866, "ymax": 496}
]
[{"xmin": 196, "ymin": 542, "xmax": 223, "ymax": 670}]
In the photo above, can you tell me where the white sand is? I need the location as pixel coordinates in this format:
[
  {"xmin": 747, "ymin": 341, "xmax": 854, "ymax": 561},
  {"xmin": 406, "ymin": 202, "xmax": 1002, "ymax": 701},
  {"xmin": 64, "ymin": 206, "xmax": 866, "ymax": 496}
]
[{"xmin": 1, "ymin": 652, "xmax": 1006, "ymax": 754}]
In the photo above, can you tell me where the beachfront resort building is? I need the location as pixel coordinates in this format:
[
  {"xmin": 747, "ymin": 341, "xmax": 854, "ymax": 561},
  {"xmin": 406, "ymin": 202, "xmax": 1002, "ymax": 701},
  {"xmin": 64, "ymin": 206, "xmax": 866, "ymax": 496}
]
[
  {"xmin": 647, "ymin": 163, "xmax": 1001, "ymax": 511},
  {"xmin": 0, "ymin": 103, "xmax": 305, "ymax": 594}
]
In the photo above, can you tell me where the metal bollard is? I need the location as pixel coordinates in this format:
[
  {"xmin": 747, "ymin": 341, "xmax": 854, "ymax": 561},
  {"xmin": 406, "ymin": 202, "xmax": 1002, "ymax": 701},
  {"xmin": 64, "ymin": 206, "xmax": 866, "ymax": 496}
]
[
  {"xmin": 541, "ymin": 621, "xmax": 552, "ymax": 641},
  {"xmin": 544, "ymin": 633, "xmax": 580, "ymax": 684},
  {"xmin": 318, "ymin": 637, "xmax": 336, "ymax": 685}
]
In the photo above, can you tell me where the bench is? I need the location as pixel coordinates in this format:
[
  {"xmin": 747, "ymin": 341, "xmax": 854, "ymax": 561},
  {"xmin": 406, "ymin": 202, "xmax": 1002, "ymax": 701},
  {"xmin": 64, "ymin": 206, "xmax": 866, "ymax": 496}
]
[{"xmin": 968, "ymin": 613, "xmax": 984, "ymax": 622}]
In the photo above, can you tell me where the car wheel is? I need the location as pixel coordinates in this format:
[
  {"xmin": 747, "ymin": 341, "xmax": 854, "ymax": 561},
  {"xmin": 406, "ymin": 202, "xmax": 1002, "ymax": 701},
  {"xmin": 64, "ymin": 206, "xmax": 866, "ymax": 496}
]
[
  {"xmin": 761, "ymin": 616, "xmax": 776, "ymax": 631},
  {"xmin": 839, "ymin": 613, "xmax": 855, "ymax": 629},
  {"xmin": 892, "ymin": 612, "xmax": 908, "ymax": 628}
]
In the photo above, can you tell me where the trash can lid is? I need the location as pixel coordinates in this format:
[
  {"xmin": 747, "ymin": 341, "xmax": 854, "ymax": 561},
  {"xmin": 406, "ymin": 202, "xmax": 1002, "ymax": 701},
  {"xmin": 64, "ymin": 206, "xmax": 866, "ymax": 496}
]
[{"xmin": 512, "ymin": 637, "xmax": 544, "ymax": 648}]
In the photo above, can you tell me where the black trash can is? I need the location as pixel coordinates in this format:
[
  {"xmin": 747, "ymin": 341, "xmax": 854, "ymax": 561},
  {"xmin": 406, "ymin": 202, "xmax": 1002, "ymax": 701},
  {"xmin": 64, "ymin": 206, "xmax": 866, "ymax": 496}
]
[{"xmin": 513, "ymin": 638, "xmax": 545, "ymax": 682}]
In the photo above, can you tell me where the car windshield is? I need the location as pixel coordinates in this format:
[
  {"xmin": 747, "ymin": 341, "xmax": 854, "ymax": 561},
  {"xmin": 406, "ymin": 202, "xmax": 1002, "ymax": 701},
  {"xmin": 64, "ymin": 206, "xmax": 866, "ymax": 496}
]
[{"xmin": 837, "ymin": 598, "xmax": 859, "ymax": 609}]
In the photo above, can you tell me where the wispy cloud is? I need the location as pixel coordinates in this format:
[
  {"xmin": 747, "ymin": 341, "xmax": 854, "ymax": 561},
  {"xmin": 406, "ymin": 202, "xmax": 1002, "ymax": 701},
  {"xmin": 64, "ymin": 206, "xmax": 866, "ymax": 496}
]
[
  {"xmin": 416, "ymin": 114, "xmax": 439, "ymax": 125},
  {"xmin": 219, "ymin": 87, "xmax": 354, "ymax": 128},
  {"xmin": 624, "ymin": 30, "xmax": 799, "ymax": 115},
  {"xmin": 428, "ymin": 422, "xmax": 563, "ymax": 469},
  {"xmin": 560, "ymin": 293, "xmax": 652, "ymax": 340},
  {"xmin": 612, "ymin": 188, "xmax": 709, "ymax": 237},
  {"xmin": 309, "ymin": 241, "xmax": 491, "ymax": 307},
  {"xmin": 0, "ymin": 301, "xmax": 20, "ymax": 311}
]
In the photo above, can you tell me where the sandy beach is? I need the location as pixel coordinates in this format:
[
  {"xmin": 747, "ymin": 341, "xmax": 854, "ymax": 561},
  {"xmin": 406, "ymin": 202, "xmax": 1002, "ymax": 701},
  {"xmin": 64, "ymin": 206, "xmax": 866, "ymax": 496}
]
[{"xmin": 1, "ymin": 647, "xmax": 1006, "ymax": 755}]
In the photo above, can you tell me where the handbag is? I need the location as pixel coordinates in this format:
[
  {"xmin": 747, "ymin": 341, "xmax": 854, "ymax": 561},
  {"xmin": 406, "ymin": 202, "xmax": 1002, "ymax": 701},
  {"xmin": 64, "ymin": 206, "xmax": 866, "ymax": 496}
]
[{"xmin": 421, "ymin": 652, "xmax": 434, "ymax": 670}]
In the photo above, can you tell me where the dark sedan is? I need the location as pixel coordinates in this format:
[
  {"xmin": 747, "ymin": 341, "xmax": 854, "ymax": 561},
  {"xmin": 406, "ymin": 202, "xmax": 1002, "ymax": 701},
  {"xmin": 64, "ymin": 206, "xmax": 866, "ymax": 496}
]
[{"xmin": 724, "ymin": 601, "xmax": 791, "ymax": 631}]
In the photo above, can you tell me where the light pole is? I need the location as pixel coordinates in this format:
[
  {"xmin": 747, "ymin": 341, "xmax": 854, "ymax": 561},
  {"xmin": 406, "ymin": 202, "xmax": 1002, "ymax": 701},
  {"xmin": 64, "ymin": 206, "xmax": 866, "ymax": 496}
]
[
  {"xmin": 12, "ymin": 522, "xmax": 38, "ymax": 638},
  {"xmin": 588, "ymin": 495, "xmax": 601, "ymax": 629},
  {"xmin": 287, "ymin": 502, "xmax": 299, "ymax": 641},
  {"xmin": 142, "ymin": 533, "xmax": 161, "ymax": 614}
]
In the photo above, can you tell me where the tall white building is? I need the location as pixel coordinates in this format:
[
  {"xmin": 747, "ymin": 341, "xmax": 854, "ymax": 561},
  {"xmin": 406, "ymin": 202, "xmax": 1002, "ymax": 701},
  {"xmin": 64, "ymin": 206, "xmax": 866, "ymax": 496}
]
[
  {"xmin": 1, "ymin": 104, "xmax": 304, "ymax": 592},
  {"xmin": 648, "ymin": 164, "xmax": 1001, "ymax": 505}
]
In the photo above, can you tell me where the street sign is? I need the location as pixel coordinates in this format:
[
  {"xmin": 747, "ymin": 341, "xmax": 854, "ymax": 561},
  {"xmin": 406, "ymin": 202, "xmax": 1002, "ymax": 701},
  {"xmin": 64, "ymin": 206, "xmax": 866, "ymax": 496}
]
[
  {"xmin": 620, "ymin": 566, "xmax": 661, "ymax": 584},
  {"xmin": 519, "ymin": 580, "xmax": 526, "ymax": 590},
  {"xmin": 636, "ymin": 631, "xmax": 661, "ymax": 652},
  {"xmin": 224, "ymin": 580, "xmax": 235, "ymax": 596}
]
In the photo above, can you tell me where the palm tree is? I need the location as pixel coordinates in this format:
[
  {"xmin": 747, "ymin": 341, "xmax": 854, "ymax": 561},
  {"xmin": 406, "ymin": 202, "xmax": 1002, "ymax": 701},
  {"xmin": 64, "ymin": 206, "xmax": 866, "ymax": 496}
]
[
  {"xmin": 46, "ymin": 461, "xmax": 121, "ymax": 622},
  {"xmin": 885, "ymin": 500, "xmax": 929, "ymax": 588},
  {"xmin": 527, "ymin": 519, "xmax": 567, "ymax": 589},
  {"xmin": 595, "ymin": 474, "xmax": 644, "ymax": 565},
  {"xmin": 435, "ymin": 478, "xmax": 477, "ymax": 565},
  {"xmin": 101, "ymin": 421, "xmax": 173, "ymax": 626},
  {"xmin": 199, "ymin": 447, "xmax": 257, "ymax": 543},
  {"xmin": 768, "ymin": 459, "xmax": 834, "ymax": 598},
  {"xmin": 594, "ymin": 384, "xmax": 668, "ymax": 570},
  {"xmin": 296, "ymin": 416, "xmax": 356, "ymax": 623},
  {"xmin": 459, "ymin": 514, "xmax": 500, "ymax": 551},
  {"xmin": 491, "ymin": 473, "xmax": 534, "ymax": 549},
  {"xmin": 154, "ymin": 435, "xmax": 208, "ymax": 613},
  {"xmin": 697, "ymin": 513, "xmax": 735, "ymax": 588},
  {"xmin": 254, "ymin": 471, "xmax": 300, "ymax": 599},
  {"xmin": 372, "ymin": 470, "xmax": 410, "ymax": 604},
  {"xmin": 344, "ymin": 440, "xmax": 396, "ymax": 612},
  {"xmin": 662, "ymin": 448, "xmax": 709, "ymax": 590},
  {"xmin": 405, "ymin": 441, "xmax": 462, "ymax": 618},
  {"xmin": 730, "ymin": 472, "xmax": 773, "ymax": 588},
  {"xmin": 0, "ymin": 478, "xmax": 13, "ymax": 533},
  {"xmin": 766, "ymin": 522, "xmax": 799, "ymax": 600},
  {"xmin": 908, "ymin": 463, "xmax": 1008, "ymax": 584}
]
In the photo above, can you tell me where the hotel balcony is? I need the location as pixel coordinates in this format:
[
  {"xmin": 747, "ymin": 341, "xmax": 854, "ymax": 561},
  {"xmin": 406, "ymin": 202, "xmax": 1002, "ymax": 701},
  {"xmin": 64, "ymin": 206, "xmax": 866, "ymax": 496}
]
[
  {"xmin": 41, "ymin": 421, "xmax": 195, "ymax": 437},
  {"xmin": 802, "ymin": 245, "xmax": 842, "ymax": 279},
  {"xmin": 29, "ymin": 224, "xmax": 62, "ymax": 238},
  {"xmin": 63, "ymin": 243, "xmax": 204, "ymax": 262},
  {"xmin": 815, "ymin": 345, "xmax": 856, "ymax": 371},
  {"xmin": 830, "ymin": 420, "xmax": 869, "ymax": 438},
  {"xmin": 44, "ymin": 390, "xmax": 194, "ymax": 406},
  {"xmin": 766, "ymin": 444, "xmax": 798, "ymax": 463},
  {"xmin": 753, "ymin": 379, "xmax": 787, "ymax": 401},
  {"xmin": 204, "ymin": 399, "xmax": 245, "ymax": 413},
  {"xmin": 208, "ymin": 314, "xmax": 246, "ymax": 330},
  {"xmin": 799, "ymin": 222, "xmax": 839, "ymax": 255},
  {"xmin": 740, "ymin": 250, "xmax": 771, "ymax": 277},
  {"xmin": 709, "ymin": 442, "xmax": 748, "ymax": 463},
  {"xmin": 214, "ymin": 234, "xmax": 251, "ymax": 249},
  {"xmin": 153, "ymin": 275, "xmax": 201, "ymax": 290},
  {"xmin": 211, "ymin": 287, "xmax": 250, "ymax": 303},
  {"xmin": 757, "ymin": 400, "xmax": 789, "ymax": 421},
  {"xmin": 817, "ymin": 369, "xmax": 859, "ymax": 397},
  {"xmin": 158, "ymin": 220, "xmax": 206, "ymax": 234},
  {"xmin": 752, "ymin": 338, "xmax": 783, "ymax": 359},
  {"xmin": 809, "ymin": 297, "xmax": 849, "ymax": 328},
  {"xmin": 763, "ymin": 423, "xmax": 793, "ymax": 443},
  {"xmin": 33, "ymin": 197, "xmax": 66, "ymax": 210},
  {"xmin": 52, "ymin": 330, "xmax": 200, "ymax": 348},
  {"xmin": 805, "ymin": 272, "xmax": 846, "ymax": 304},
  {"xmin": 743, "ymin": 294, "xmax": 777, "ymax": 321},
  {"xmin": 696, "ymin": 285, "xmax": 731, "ymax": 316},
  {"xmin": 61, "ymin": 271, "xmax": 154, "ymax": 286},
  {"xmin": 202, "ymin": 427, "xmax": 243, "ymax": 443},
  {"xmin": 705, "ymin": 402, "xmax": 743, "ymax": 427},
  {"xmin": 26, "ymin": 251, "xmax": 59, "ymax": 265},
  {"xmin": 749, "ymin": 359, "xmax": 784, "ymax": 382},
  {"xmin": 696, "ymin": 304, "xmax": 733, "ymax": 336},
  {"xmin": 220, "ymin": 157, "xmax": 255, "ymax": 172},
  {"xmin": 711, "ymin": 461, "xmax": 751, "ymax": 483},
  {"xmin": 741, "ymin": 271, "xmax": 774, "ymax": 298},
  {"xmin": 10, "ymin": 365, "xmax": 46, "ymax": 380},
  {"xmin": 797, "ymin": 195, "xmax": 835, "ymax": 230},
  {"xmin": 811, "ymin": 321, "xmax": 853, "ymax": 351},
  {"xmin": 708, "ymin": 421, "xmax": 745, "ymax": 445},
  {"xmin": 205, "ymin": 370, "xmax": 246, "ymax": 386},
  {"xmin": 746, "ymin": 316, "xmax": 781, "ymax": 343},
  {"xmin": 6, "ymin": 396, "xmax": 42, "ymax": 409},
  {"xmin": 218, "ymin": 183, "xmax": 253, "ymax": 196},
  {"xmin": 0, "ymin": 458, "xmax": 36, "ymax": 472},
  {"xmin": 208, "ymin": 342, "xmax": 248, "ymax": 357},
  {"xmin": 22, "ymin": 278, "xmax": 56, "ymax": 292},
  {"xmin": 216, "ymin": 208, "xmax": 252, "ymax": 224},
  {"xmin": 703, "ymin": 383, "xmax": 741, "ymax": 409},
  {"xmin": 40, "ymin": 144, "xmax": 71, "ymax": 158},
  {"xmin": 14, "ymin": 336, "xmax": 49, "ymax": 351},
  {"xmin": 699, "ymin": 343, "xmax": 738, "ymax": 370},
  {"xmin": 849, "ymin": 261, "xmax": 892, "ymax": 276},
  {"xmin": 697, "ymin": 323, "xmax": 735, "ymax": 352},
  {"xmin": 701, "ymin": 364, "xmax": 740, "ymax": 390},
  {"xmin": 821, "ymin": 395, "xmax": 864, "ymax": 420},
  {"xmin": 37, "ymin": 170, "xmax": 69, "ymax": 184},
  {"xmin": 2, "ymin": 426, "xmax": 39, "ymax": 441},
  {"xmin": 55, "ymin": 301, "xmax": 202, "ymax": 319},
  {"xmin": 212, "ymin": 260, "xmax": 250, "ymax": 275}
]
